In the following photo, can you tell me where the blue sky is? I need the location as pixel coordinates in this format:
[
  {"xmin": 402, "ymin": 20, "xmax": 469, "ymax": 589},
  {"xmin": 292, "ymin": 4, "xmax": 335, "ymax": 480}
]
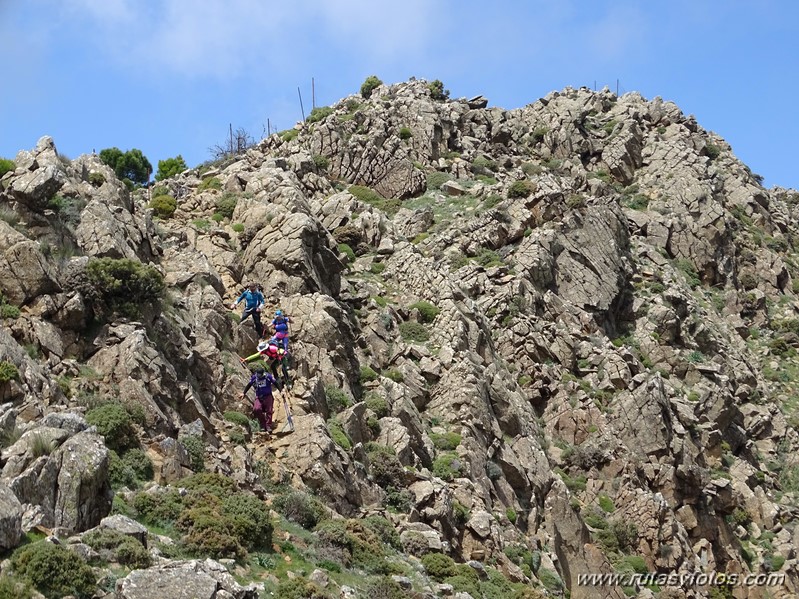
[{"xmin": 1, "ymin": 1, "xmax": 798, "ymax": 189}]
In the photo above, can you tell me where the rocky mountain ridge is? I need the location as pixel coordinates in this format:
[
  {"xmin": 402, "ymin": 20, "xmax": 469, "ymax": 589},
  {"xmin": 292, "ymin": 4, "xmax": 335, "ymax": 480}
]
[{"xmin": 0, "ymin": 77, "xmax": 798, "ymax": 599}]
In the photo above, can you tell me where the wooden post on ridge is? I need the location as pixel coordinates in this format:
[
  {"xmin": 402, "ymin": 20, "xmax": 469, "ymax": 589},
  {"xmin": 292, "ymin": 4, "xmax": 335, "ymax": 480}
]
[{"xmin": 298, "ymin": 87, "xmax": 306, "ymax": 122}]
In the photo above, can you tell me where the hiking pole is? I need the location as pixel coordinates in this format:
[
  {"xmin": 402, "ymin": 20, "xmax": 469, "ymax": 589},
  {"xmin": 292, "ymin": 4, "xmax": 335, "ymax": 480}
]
[{"xmin": 277, "ymin": 386, "xmax": 295, "ymax": 432}]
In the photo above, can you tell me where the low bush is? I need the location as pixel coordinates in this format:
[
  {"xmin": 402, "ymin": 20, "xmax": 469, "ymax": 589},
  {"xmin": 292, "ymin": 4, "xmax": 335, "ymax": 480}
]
[
  {"xmin": 85, "ymin": 402, "xmax": 136, "ymax": 451},
  {"xmin": 10, "ymin": 541, "xmax": 96, "ymax": 599},
  {"xmin": 399, "ymin": 127, "xmax": 412, "ymax": 140},
  {"xmin": 327, "ymin": 418, "xmax": 352, "ymax": 450},
  {"xmin": 422, "ymin": 551, "xmax": 456, "ymax": 580},
  {"xmin": 306, "ymin": 106, "xmax": 333, "ymax": 123},
  {"xmin": 408, "ymin": 300, "xmax": 440, "ymax": 323},
  {"xmin": 433, "ymin": 452, "xmax": 462, "ymax": 481},
  {"xmin": 273, "ymin": 490, "xmax": 326, "ymax": 530},
  {"xmin": 359, "ymin": 365, "xmax": 379, "ymax": 382},
  {"xmin": 360, "ymin": 75, "xmax": 383, "ymax": 99},
  {"xmin": 83, "ymin": 528, "xmax": 151, "ymax": 568},
  {"xmin": 313, "ymin": 154, "xmax": 329, "ymax": 170},
  {"xmin": 0, "ymin": 158, "xmax": 15, "ymax": 177},
  {"xmin": 365, "ymin": 443, "xmax": 405, "ymax": 488},
  {"xmin": 364, "ymin": 515, "xmax": 401, "ymax": 549},
  {"xmin": 324, "ymin": 385, "xmax": 351, "ymax": 413},
  {"xmin": 198, "ymin": 177, "xmax": 222, "ymax": 191},
  {"xmin": 149, "ymin": 194, "xmax": 177, "ymax": 218},
  {"xmin": 430, "ymin": 431, "xmax": 461, "ymax": 451},
  {"xmin": 85, "ymin": 257, "xmax": 165, "ymax": 317},
  {"xmin": 214, "ymin": 193, "xmax": 238, "ymax": 219},
  {"xmin": 508, "ymin": 180, "xmax": 535, "ymax": 199},
  {"xmin": 0, "ymin": 361, "xmax": 19, "ymax": 383},
  {"xmin": 399, "ymin": 321, "xmax": 429, "ymax": 342},
  {"xmin": 427, "ymin": 171, "xmax": 452, "ymax": 189},
  {"xmin": 364, "ymin": 393, "xmax": 389, "ymax": 418},
  {"xmin": 181, "ymin": 435, "xmax": 205, "ymax": 472}
]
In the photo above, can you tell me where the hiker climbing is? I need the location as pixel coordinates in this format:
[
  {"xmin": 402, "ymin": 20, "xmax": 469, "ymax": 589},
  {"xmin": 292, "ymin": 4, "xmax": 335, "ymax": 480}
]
[
  {"xmin": 240, "ymin": 337, "xmax": 292, "ymax": 389},
  {"xmin": 271, "ymin": 309, "xmax": 291, "ymax": 351},
  {"xmin": 241, "ymin": 366, "xmax": 280, "ymax": 434},
  {"xmin": 231, "ymin": 282, "xmax": 265, "ymax": 337}
]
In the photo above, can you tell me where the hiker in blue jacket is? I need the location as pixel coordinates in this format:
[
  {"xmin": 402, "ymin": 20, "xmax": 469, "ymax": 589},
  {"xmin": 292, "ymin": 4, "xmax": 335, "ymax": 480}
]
[
  {"xmin": 241, "ymin": 366, "xmax": 280, "ymax": 433},
  {"xmin": 231, "ymin": 282, "xmax": 265, "ymax": 337}
]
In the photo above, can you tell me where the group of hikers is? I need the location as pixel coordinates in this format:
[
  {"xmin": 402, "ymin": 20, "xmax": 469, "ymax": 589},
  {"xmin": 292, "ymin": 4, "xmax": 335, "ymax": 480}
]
[{"xmin": 230, "ymin": 282, "xmax": 293, "ymax": 436}]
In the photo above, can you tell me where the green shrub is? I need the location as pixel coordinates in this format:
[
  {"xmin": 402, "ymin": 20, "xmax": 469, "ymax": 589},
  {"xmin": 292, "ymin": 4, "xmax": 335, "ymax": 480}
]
[
  {"xmin": 214, "ymin": 193, "xmax": 237, "ymax": 219},
  {"xmin": 181, "ymin": 435, "xmax": 205, "ymax": 472},
  {"xmin": 0, "ymin": 574, "xmax": 34, "ymax": 599},
  {"xmin": 324, "ymin": 385, "xmax": 351, "ymax": 413},
  {"xmin": 273, "ymin": 490, "xmax": 326, "ymax": 530},
  {"xmin": 122, "ymin": 448, "xmax": 154, "ymax": 481},
  {"xmin": 364, "ymin": 515, "xmax": 401, "ymax": 550},
  {"xmin": 281, "ymin": 128, "xmax": 299, "ymax": 142},
  {"xmin": 10, "ymin": 541, "xmax": 96, "ymax": 599},
  {"xmin": 275, "ymin": 578, "xmax": 333, "ymax": 599},
  {"xmin": 307, "ymin": 106, "xmax": 334, "ymax": 123},
  {"xmin": 337, "ymin": 243, "xmax": 355, "ymax": 262},
  {"xmin": 508, "ymin": 180, "xmax": 535, "ymax": 199},
  {"xmin": 86, "ymin": 257, "xmax": 165, "ymax": 316},
  {"xmin": 432, "ymin": 452, "xmax": 462, "ymax": 481},
  {"xmin": 595, "ymin": 519, "xmax": 638, "ymax": 553},
  {"xmin": 232, "ymin": 222, "xmax": 245, "ymax": 233},
  {"xmin": 0, "ymin": 303, "xmax": 20, "ymax": 319},
  {"xmin": 537, "ymin": 567, "xmax": 563, "ymax": 591},
  {"xmin": 452, "ymin": 501, "xmax": 469, "ymax": 525},
  {"xmin": 348, "ymin": 185, "xmax": 401, "ymax": 215},
  {"xmin": 399, "ymin": 127, "xmax": 412, "ymax": 140},
  {"xmin": 360, "ymin": 366, "xmax": 379, "ymax": 382},
  {"xmin": 132, "ymin": 489, "xmax": 183, "ymax": 527},
  {"xmin": 221, "ymin": 493, "xmax": 273, "ymax": 551},
  {"xmin": 364, "ymin": 392, "xmax": 389, "ymax": 418},
  {"xmin": 155, "ymin": 155, "xmax": 188, "ymax": 181},
  {"xmin": 108, "ymin": 450, "xmax": 137, "ymax": 489},
  {"xmin": 198, "ymin": 176, "xmax": 222, "ymax": 191},
  {"xmin": 598, "ymin": 494, "xmax": 615, "ymax": 513},
  {"xmin": 149, "ymin": 194, "xmax": 177, "ymax": 218},
  {"xmin": 399, "ymin": 321, "xmax": 429, "ymax": 342},
  {"xmin": 85, "ymin": 403, "xmax": 136, "ymax": 451},
  {"xmin": 0, "ymin": 158, "xmax": 15, "ymax": 178},
  {"xmin": 88, "ymin": 172, "xmax": 106, "ymax": 186},
  {"xmin": 427, "ymin": 79, "xmax": 450, "ymax": 101},
  {"xmin": 83, "ymin": 528, "xmax": 151, "ymax": 568},
  {"xmin": 422, "ymin": 552, "xmax": 457, "ymax": 580},
  {"xmin": 361, "ymin": 75, "xmax": 383, "ymax": 99},
  {"xmin": 365, "ymin": 443, "xmax": 405, "ymax": 488},
  {"xmin": 384, "ymin": 368, "xmax": 404, "ymax": 383},
  {"xmin": 362, "ymin": 577, "xmax": 405, "ymax": 599},
  {"xmin": 312, "ymin": 154, "xmax": 329, "ymax": 170},
  {"xmin": 430, "ymin": 432, "xmax": 461, "ymax": 451},
  {"xmin": 224, "ymin": 411, "xmax": 252, "ymax": 429},
  {"xmin": 327, "ymin": 418, "xmax": 352, "ymax": 450},
  {"xmin": 370, "ymin": 261, "xmax": 386, "ymax": 274},
  {"xmin": 427, "ymin": 171, "xmax": 452, "ymax": 189},
  {"xmin": 705, "ymin": 143, "xmax": 721, "ymax": 160},
  {"xmin": 472, "ymin": 156, "xmax": 497, "ymax": 174},
  {"xmin": 408, "ymin": 300, "xmax": 440, "ymax": 323}
]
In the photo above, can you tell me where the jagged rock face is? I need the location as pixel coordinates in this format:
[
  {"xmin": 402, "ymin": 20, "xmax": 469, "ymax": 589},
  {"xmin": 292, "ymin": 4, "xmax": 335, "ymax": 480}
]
[
  {"xmin": 1, "ymin": 81, "xmax": 799, "ymax": 598},
  {"xmin": 0, "ymin": 481, "xmax": 23, "ymax": 550},
  {"xmin": 0, "ymin": 220, "xmax": 61, "ymax": 305}
]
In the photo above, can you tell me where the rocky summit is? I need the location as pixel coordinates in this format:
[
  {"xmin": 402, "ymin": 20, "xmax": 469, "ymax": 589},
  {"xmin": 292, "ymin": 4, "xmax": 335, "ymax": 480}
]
[{"xmin": 0, "ymin": 78, "xmax": 798, "ymax": 599}]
